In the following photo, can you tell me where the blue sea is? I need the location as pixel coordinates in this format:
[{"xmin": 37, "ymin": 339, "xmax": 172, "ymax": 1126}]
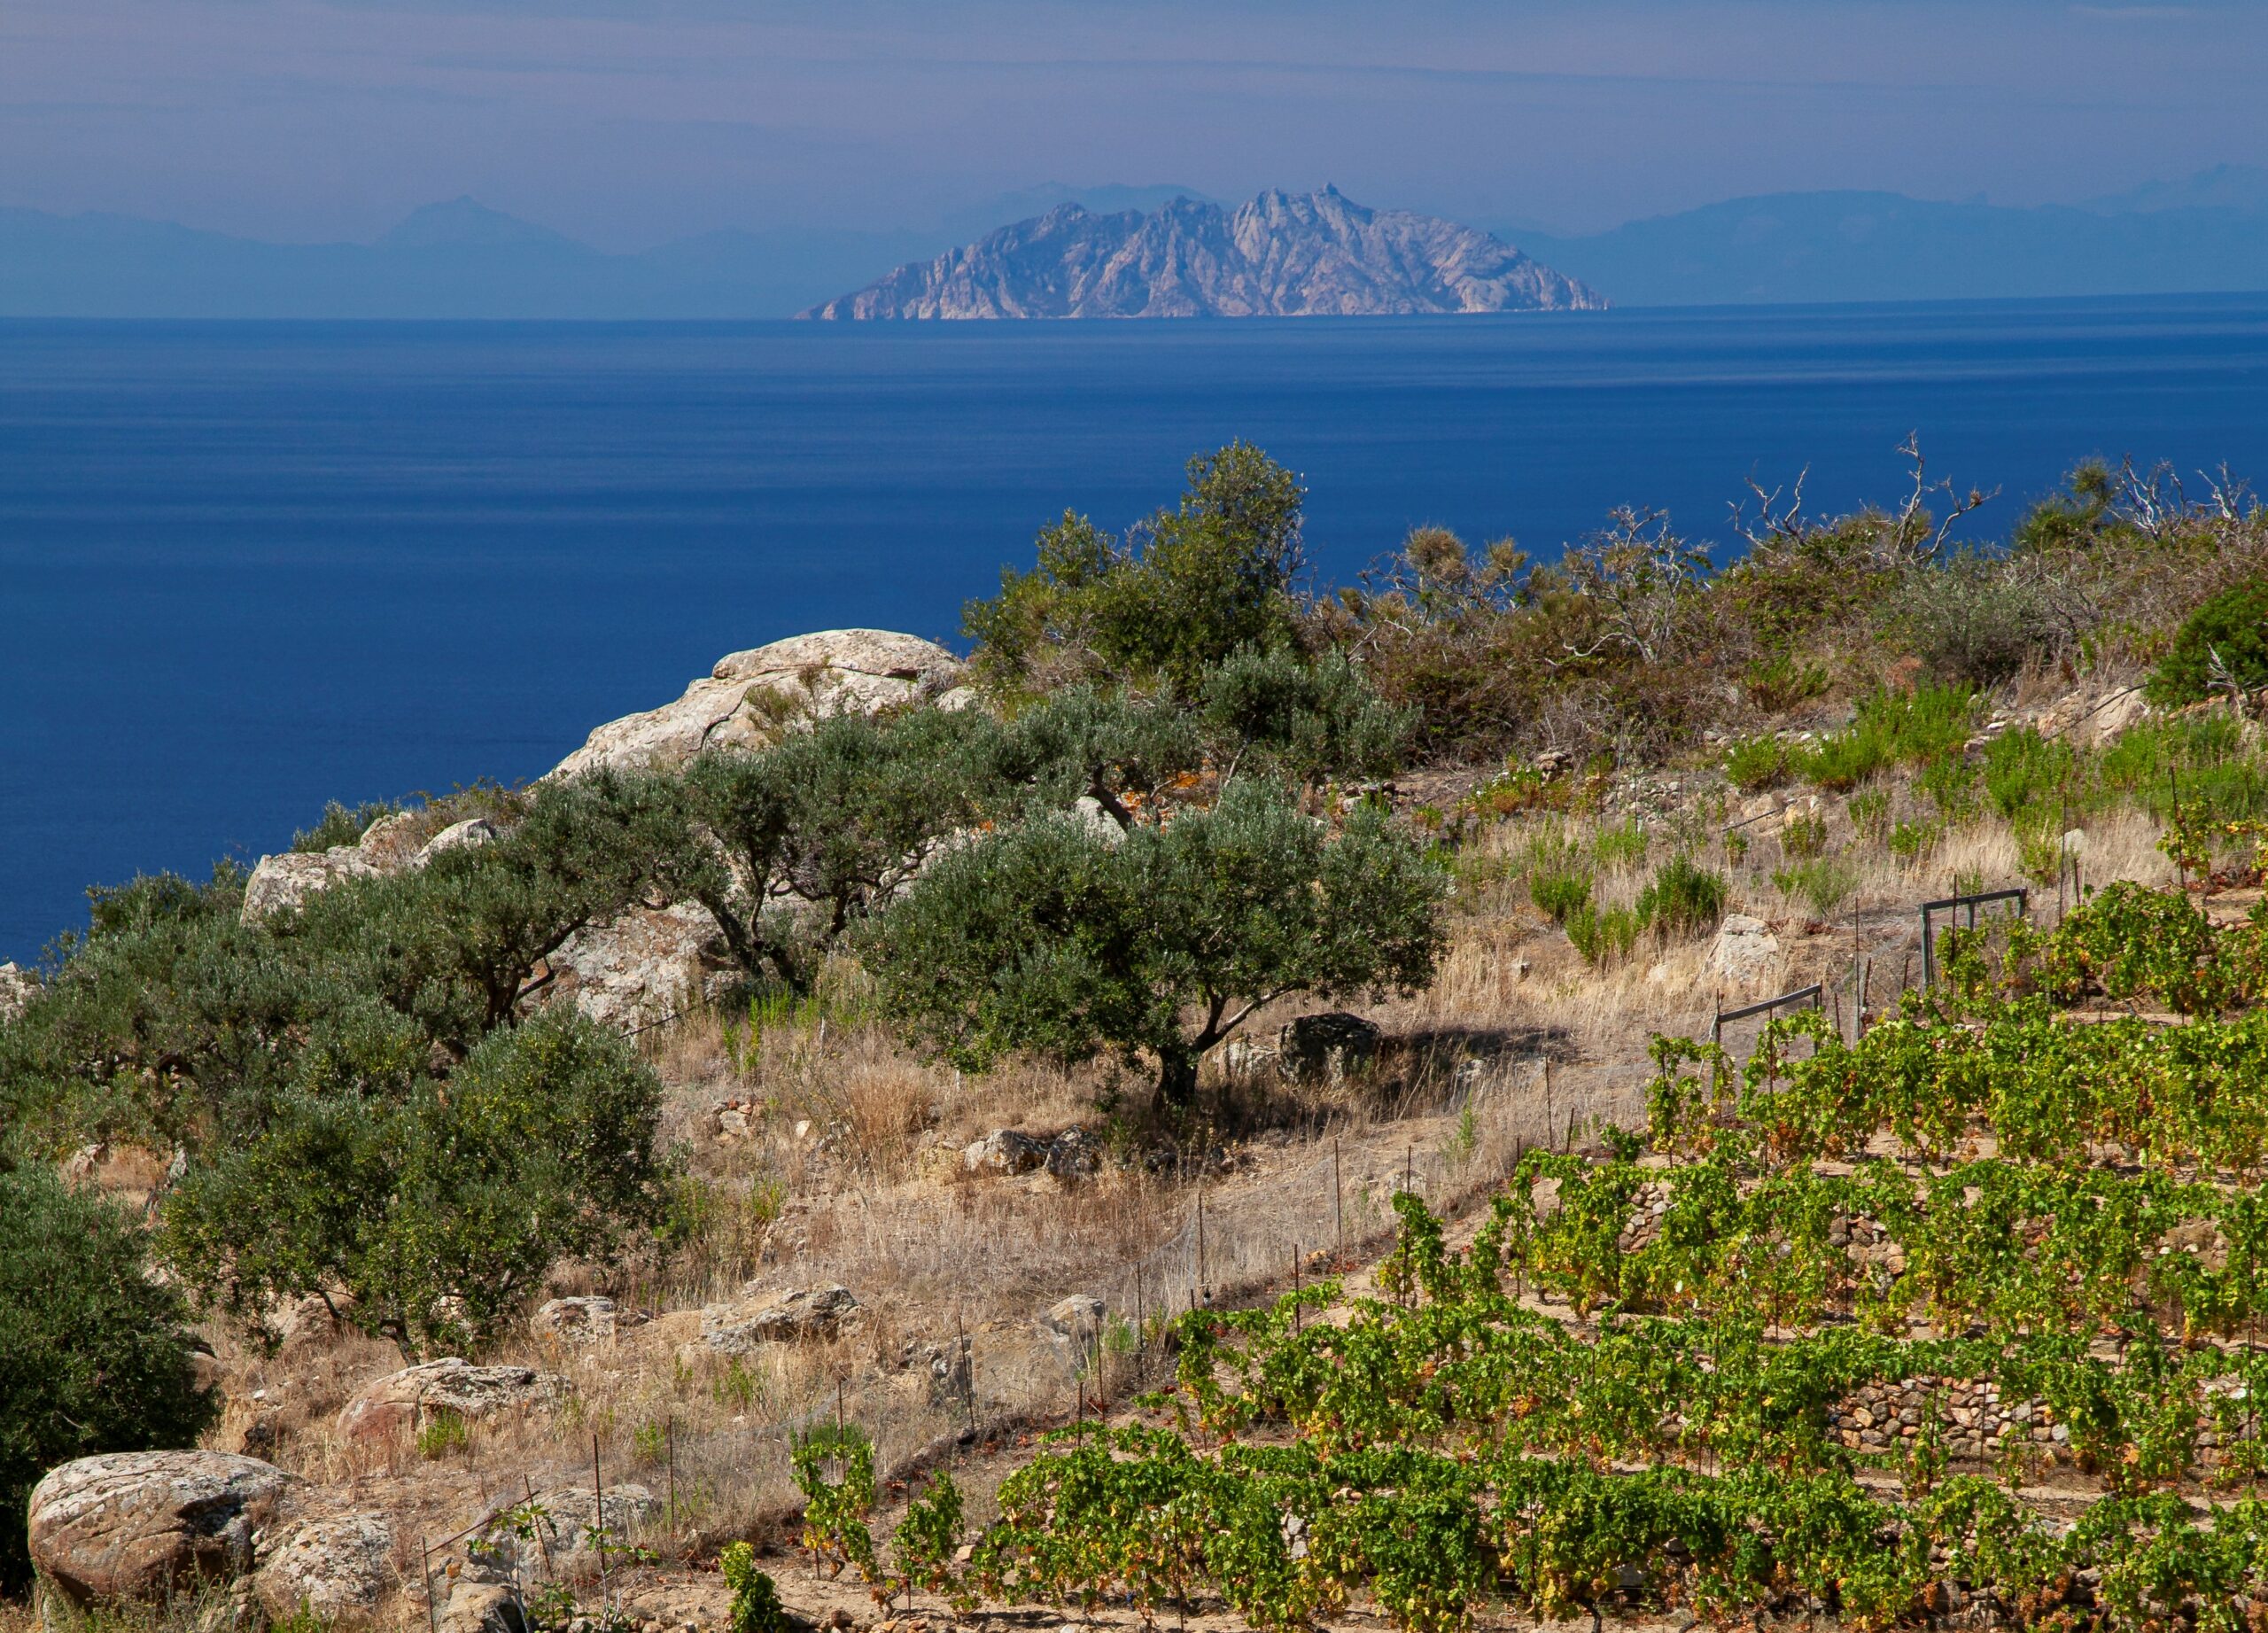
[{"xmin": 4, "ymin": 296, "xmax": 2267, "ymax": 960}]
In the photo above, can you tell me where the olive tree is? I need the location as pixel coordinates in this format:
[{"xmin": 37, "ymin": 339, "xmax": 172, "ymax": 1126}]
[
  {"xmin": 656, "ymin": 706, "xmax": 1012, "ymax": 992},
  {"xmin": 159, "ymin": 1008, "xmax": 667, "ymax": 1357},
  {"xmin": 0, "ymin": 1163, "xmax": 216, "ymax": 1589},
  {"xmin": 860, "ymin": 779, "xmax": 1449, "ymax": 1105}
]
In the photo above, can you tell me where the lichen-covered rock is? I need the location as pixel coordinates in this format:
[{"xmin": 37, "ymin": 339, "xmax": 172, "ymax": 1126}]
[
  {"xmin": 547, "ymin": 902, "xmax": 731, "ymax": 1030},
  {"xmin": 254, "ymin": 1512, "xmax": 395, "ymax": 1621},
  {"xmin": 702, "ymin": 1285, "xmax": 860, "ymax": 1354},
  {"xmin": 531, "ymin": 1296, "xmax": 642, "ymax": 1344},
  {"xmin": 1039, "ymin": 1295, "xmax": 1106, "ymax": 1351},
  {"xmin": 550, "ymin": 630, "xmax": 969, "ymax": 779},
  {"xmin": 27, "ymin": 1450, "xmax": 300, "ymax": 1606},
  {"xmin": 336, "ymin": 1359, "xmax": 569, "ymax": 1442},
  {"xmin": 482, "ymin": 1486, "xmax": 658, "ymax": 1580},
  {"xmin": 1706, "ymin": 913, "xmax": 1783, "ymax": 990},
  {"xmin": 961, "ymin": 1129, "xmax": 1052, "ymax": 1176},
  {"xmin": 439, "ymin": 1582, "xmax": 525, "ymax": 1633}
]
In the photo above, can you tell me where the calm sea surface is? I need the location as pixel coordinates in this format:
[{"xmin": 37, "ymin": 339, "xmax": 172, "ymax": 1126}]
[{"xmin": 4, "ymin": 298, "xmax": 2267, "ymax": 958}]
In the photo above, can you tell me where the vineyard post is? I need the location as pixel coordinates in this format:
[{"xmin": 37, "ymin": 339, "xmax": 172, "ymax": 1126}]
[
  {"xmin": 1332, "ymin": 1138, "xmax": 1344, "ymax": 1252},
  {"xmin": 421, "ymin": 1536, "xmax": 438, "ymax": 1633},
  {"xmin": 1133, "ymin": 1261, "xmax": 1144, "ymax": 1361},
  {"xmin": 593, "ymin": 1431, "xmax": 607, "ymax": 1606},
  {"xmin": 1405, "ymin": 1145, "xmax": 1414, "ymax": 1196},
  {"xmin": 1196, "ymin": 1186, "xmax": 1208, "ymax": 1302},
  {"xmin": 1544, "ymin": 1057, "xmax": 1555, "ymax": 1149},
  {"xmin": 1292, "ymin": 1244, "xmax": 1301, "ymax": 1335},
  {"xmin": 666, "ymin": 1415, "xmax": 675, "ymax": 1535}
]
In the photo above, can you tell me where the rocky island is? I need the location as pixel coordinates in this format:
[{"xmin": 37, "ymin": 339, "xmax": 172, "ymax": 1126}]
[{"xmin": 803, "ymin": 185, "xmax": 1606, "ymax": 319}]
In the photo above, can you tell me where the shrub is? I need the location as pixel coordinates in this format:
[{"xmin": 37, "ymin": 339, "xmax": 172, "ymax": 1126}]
[
  {"xmin": 1774, "ymin": 858, "xmax": 1859, "ymax": 921},
  {"xmin": 1593, "ymin": 820, "xmax": 1649, "ymax": 872},
  {"xmin": 1800, "ymin": 685, "xmax": 1975, "ymax": 791},
  {"xmin": 861, "ymin": 778, "xmax": 1449, "ymax": 1105},
  {"xmin": 2147, "ymin": 579, "xmax": 2268, "ymax": 706},
  {"xmin": 291, "ymin": 798, "xmax": 403, "ymax": 853},
  {"xmin": 159, "ymin": 1008, "xmax": 670, "ymax": 1356},
  {"xmin": 1636, "ymin": 856, "xmax": 1728, "ymax": 937},
  {"xmin": 964, "ymin": 442, "xmax": 1306, "ymax": 696},
  {"xmin": 1981, "ymin": 727, "xmax": 2076, "ymax": 821},
  {"xmin": 1565, "ymin": 904, "xmax": 1642, "ymax": 966},
  {"xmin": 1526, "ymin": 845, "xmax": 1594, "ymax": 924},
  {"xmin": 0, "ymin": 1163, "xmax": 217, "ymax": 1590},
  {"xmin": 1740, "ymin": 652, "xmax": 1829, "ymax": 713},
  {"xmin": 1899, "ymin": 558, "xmax": 2054, "ymax": 685},
  {"xmin": 1196, "ymin": 646, "xmax": 1413, "ymax": 787},
  {"xmin": 1889, "ymin": 820, "xmax": 1941, "ymax": 866},
  {"xmin": 1723, "ymin": 736, "xmax": 1790, "ymax": 793},
  {"xmin": 1781, "ymin": 813, "xmax": 1828, "ymax": 859},
  {"xmin": 416, "ymin": 1409, "xmax": 469, "ymax": 1459},
  {"xmin": 1848, "ymin": 789, "xmax": 1891, "ymax": 840}
]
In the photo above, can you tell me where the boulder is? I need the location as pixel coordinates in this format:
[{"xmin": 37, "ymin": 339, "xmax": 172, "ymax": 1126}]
[
  {"xmin": 702, "ymin": 1285, "xmax": 860, "ymax": 1354},
  {"xmin": 547, "ymin": 902, "xmax": 731, "ymax": 1030},
  {"xmin": 241, "ymin": 847, "xmax": 384, "ymax": 921},
  {"xmin": 0, "ymin": 960, "xmax": 36, "ymax": 1023},
  {"xmin": 485, "ymin": 1485, "xmax": 659, "ymax": 1580},
  {"xmin": 419, "ymin": 817, "xmax": 497, "ymax": 859},
  {"xmin": 336, "ymin": 1359, "xmax": 569, "ymax": 1443},
  {"xmin": 1278, "ymin": 1012, "xmax": 1382, "ymax": 1085},
  {"xmin": 1039, "ymin": 1295, "xmax": 1106, "ymax": 1351},
  {"xmin": 27, "ymin": 1450, "xmax": 300, "ymax": 1606},
  {"xmin": 254, "ymin": 1512, "xmax": 395, "ymax": 1621},
  {"xmin": 1705, "ymin": 914, "xmax": 1782, "ymax": 990},
  {"xmin": 961, "ymin": 1129, "xmax": 1051, "ymax": 1176},
  {"xmin": 549, "ymin": 630, "xmax": 970, "ymax": 779},
  {"xmin": 531, "ymin": 1296, "xmax": 641, "ymax": 1344}
]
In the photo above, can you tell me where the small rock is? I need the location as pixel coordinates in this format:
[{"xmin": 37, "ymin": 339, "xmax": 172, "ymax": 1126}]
[
  {"xmin": 962, "ymin": 1129, "xmax": 1050, "ymax": 1176},
  {"xmin": 419, "ymin": 817, "xmax": 498, "ymax": 859},
  {"xmin": 703, "ymin": 1285, "xmax": 860, "ymax": 1353},
  {"xmin": 532, "ymin": 1296, "xmax": 641, "ymax": 1344},
  {"xmin": 1705, "ymin": 914, "xmax": 1782, "ymax": 990},
  {"xmin": 1040, "ymin": 1295, "xmax": 1107, "ymax": 1350},
  {"xmin": 439, "ymin": 1582, "xmax": 525, "ymax": 1633}
]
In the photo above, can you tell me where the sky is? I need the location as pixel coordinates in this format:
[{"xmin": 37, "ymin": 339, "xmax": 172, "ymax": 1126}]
[{"xmin": 3, "ymin": 0, "xmax": 2264, "ymax": 249}]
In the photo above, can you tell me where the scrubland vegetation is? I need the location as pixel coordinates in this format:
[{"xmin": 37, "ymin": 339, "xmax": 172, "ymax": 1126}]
[{"xmin": 7, "ymin": 439, "xmax": 2268, "ymax": 1629}]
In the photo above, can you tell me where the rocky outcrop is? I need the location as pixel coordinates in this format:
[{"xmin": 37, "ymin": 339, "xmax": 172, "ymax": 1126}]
[
  {"xmin": 240, "ymin": 811, "xmax": 493, "ymax": 922},
  {"xmin": 806, "ymin": 188, "xmax": 1606, "ymax": 320},
  {"xmin": 27, "ymin": 1450, "xmax": 300, "ymax": 1606},
  {"xmin": 548, "ymin": 629, "xmax": 970, "ymax": 779},
  {"xmin": 0, "ymin": 960, "xmax": 37, "ymax": 1022},
  {"xmin": 254, "ymin": 1512, "xmax": 396, "ymax": 1621},
  {"xmin": 548, "ymin": 901, "xmax": 731, "ymax": 1030},
  {"xmin": 336, "ymin": 1359, "xmax": 569, "ymax": 1443},
  {"xmin": 702, "ymin": 1285, "xmax": 860, "ymax": 1354},
  {"xmin": 961, "ymin": 1127, "xmax": 1099, "ymax": 1179}
]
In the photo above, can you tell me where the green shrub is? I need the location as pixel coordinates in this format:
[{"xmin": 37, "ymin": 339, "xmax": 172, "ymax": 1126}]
[
  {"xmin": 416, "ymin": 1409, "xmax": 469, "ymax": 1459},
  {"xmin": 1774, "ymin": 858, "xmax": 1859, "ymax": 921},
  {"xmin": 721, "ymin": 1542, "xmax": 789, "ymax": 1633},
  {"xmin": 1801, "ymin": 685, "xmax": 1976, "ymax": 791},
  {"xmin": 1635, "ymin": 856, "xmax": 1728, "ymax": 937},
  {"xmin": 159, "ymin": 1008, "xmax": 669, "ymax": 1357},
  {"xmin": 1593, "ymin": 820, "xmax": 1649, "ymax": 872},
  {"xmin": 291, "ymin": 798, "xmax": 403, "ymax": 853},
  {"xmin": 1899, "ymin": 558, "xmax": 2054, "ymax": 685},
  {"xmin": 0, "ymin": 1164, "xmax": 217, "ymax": 1590},
  {"xmin": 1740, "ymin": 652, "xmax": 1829, "ymax": 713},
  {"xmin": 1781, "ymin": 813, "xmax": 1828, "ymax": 859},
  {"xmin": 1848, "ymin": 789, "xmax": 1891, "ymax": 840},
  {"xmin": 1723, "ymin": 736, "xmax": 1790, "ymax": 794},
  {"xmin": 1981, "ymin": 727, "xmax": 2076, "ymax": 821},
  {"xmin": 861, "ymin": 778, "xmax": 1448, "ymax": 1105},
  {"xmin": 1798, "ymin": 729, "xmax": 1890, "ymax": 793},
  {"xmin": 2147, "ymin": 579, "xmax": 2268, "ymax": 706},
  {"xmin": 1565, "ymin": 904, "xmax": 1643, "ymax": 966},
  {"xmin": 1889, "ymin": 820, "xmax": 1941, "ymax": 866},
  {"xmin": 1196, "ymin": 646, "xmax": 1413, "ymax": 787},
  {"xmin": 964, "ymin": 441, "xmax": 1306, "ymax": 696},
  {"xmin": 1918, "ymin": 755, "xmax": 1980, "ymax": 820},
  {"xmin": 1526, "ymin": 847, "xmax": 1594, "ymax": 924}
]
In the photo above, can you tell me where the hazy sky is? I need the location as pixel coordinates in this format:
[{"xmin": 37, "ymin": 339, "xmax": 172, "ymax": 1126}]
[{"xmin": 4, "ymin": 0, "xmax": 2262, "ymax": 247}]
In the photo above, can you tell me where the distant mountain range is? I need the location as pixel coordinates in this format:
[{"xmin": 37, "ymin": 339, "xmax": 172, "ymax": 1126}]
[
  {"xmin": 3, "ymin": 167, "xmax": 2265, "ymax": 319},
  {"xmin": 804, "ymin": 187, "xmax": 1604, "ymax": 319}
]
